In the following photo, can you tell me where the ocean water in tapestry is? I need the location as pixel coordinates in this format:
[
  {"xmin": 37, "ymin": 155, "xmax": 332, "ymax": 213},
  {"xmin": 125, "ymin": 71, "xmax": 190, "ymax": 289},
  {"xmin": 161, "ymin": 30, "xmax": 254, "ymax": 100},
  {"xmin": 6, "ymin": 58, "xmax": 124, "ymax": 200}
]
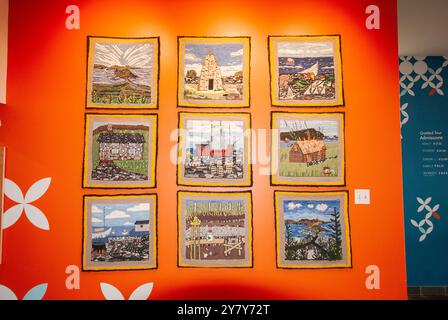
[
  {"xmin": 90, "ymin": 202, "xmax": 151, "ymax": 262},
  {"xmin": 283, "ymin": 199, "xmax": 343, "ymax": 261},
  {"xmin": 92, "ymin": 42, "xmax": 154, "ymax": 105},
  {"xmin": 277, "ymin": 41, "xmax": 336, "ymax": 101}
]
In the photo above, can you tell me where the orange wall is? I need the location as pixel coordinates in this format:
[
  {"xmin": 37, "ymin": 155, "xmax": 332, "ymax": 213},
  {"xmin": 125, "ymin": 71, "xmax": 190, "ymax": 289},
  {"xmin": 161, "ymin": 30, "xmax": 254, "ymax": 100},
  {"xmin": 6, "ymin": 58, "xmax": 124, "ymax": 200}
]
[{"xmin": 0, "ymin": 0, "xmax": 407, "ymax": 299}]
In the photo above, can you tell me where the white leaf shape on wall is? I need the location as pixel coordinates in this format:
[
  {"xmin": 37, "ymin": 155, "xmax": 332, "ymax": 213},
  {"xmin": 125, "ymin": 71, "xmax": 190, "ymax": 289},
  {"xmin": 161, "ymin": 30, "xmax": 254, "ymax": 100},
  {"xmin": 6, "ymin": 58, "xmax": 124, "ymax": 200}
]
[
  {"xmin": 412, "ymin": 196, "xmax": 442, "ymax": 242},
  {"xmin": 0, "ymin": 284, "xmax": 47, "ymax": 300},
  {"xmin": 417, "ymin": 197, "xmax": 431, "ymax": 205},
  {"xmin": 4, "ymin": 179, "xmax": 24, "ymax": 203},
  {"xmin": 101, "ymin": 282, "xmax": 154, "ymax": 300},
  {"xmin": 417, "ymin": 197, "xmax": 432, "ymax": 212},
  {"xmin": 24, "ymin": 178, "xmax": 51, "ymax": 203},
  {"xmin": 0, "ymin": 285, "xmax": 18, "ymax": 300},
  {"xmin": 417, "ymin": 198, "xmax": 425, "ymax": 212},
  {"xmin": 129, "ymin": 283, "xmax": 154, "ymax": 301},
  {"xmin": 24, "ymin": 205, "xmax": 50, "ymax": 231},
  {"xmin": 100, "ymin": 283, "xmax": 125, "ymax": 300},
  {"xmin": 2, "ymin": 204, "xmax": 24, "ymax": 229},
  {"xmin": 2, "ymin": 177, "xmax": 51, "ymax": 230},
  {"xmin": 22, "ymin": 284, "xmax": 48, "ymax": 300},
  {"xmin": 400, "ymin": 56, "xmax": 447, "ymax": 97},
  {"xmin": 400, "ymin": 103, "xmax": 409, "ymax": 128}
]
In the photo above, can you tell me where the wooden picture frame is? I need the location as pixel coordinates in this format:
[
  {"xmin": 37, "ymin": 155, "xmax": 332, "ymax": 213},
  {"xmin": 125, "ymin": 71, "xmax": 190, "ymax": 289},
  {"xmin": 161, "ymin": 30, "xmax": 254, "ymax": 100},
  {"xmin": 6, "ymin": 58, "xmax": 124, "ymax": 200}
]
[
  {"xmin": 82, "ymin": 113, "xmax": 158, "ymax": 189},
  {"xmin": 177, "ymin": 112, "xmax": 252, "ymax": 187},
  {"xmin": 177, "ymin": 36, "xmax": 251, "ymax": 108},
  {"xmin": 86, "ymin": 36, "xmax": 160, "ymax": 109},
  {"xmin": 268, "ymin": 35, "xmax": 344, "ymax": 107},
  {"xmin": 275, "ymin": 190, "xmax": 352, "ymax": 269},
  {"xmin": 177, "ymin": 191, "xmax": 253, "ymax": 268},
  {"xmin": 83, "ymin": 194, "xmax": 158, "ymax": 271},
  {"xmin": 271, "ymin": 111, "xmax": 346, "ymax": 186}
]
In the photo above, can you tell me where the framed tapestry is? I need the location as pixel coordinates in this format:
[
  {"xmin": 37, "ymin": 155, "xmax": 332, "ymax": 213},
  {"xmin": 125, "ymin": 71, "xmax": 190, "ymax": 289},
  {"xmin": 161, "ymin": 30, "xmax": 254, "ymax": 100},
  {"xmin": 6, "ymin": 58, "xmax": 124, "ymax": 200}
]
[
  {"xmin": 177, "ymin": 36, "xmax": 250, "ymax": 108},
  {"xmin": 271, "ymin": 112, "xmax": 345, "ymax": 186},
  {"xmin": 83, "ymin": 114, "xmax": 158, "ymax": 189},
  {"xmin": 268, "ymin": 35, "xmax": 344, "ymax": 107},
  {"xmin": 83, "ymin": 194, "xmax": 157, "ymax": 271},
  {"xmin": 86, "ymin": 36, "xmax": 159, "ymax": 109},
  {"xmin": 177, "ymin": 191, "xmax": 253, "ymax": 268},
  {"xmin": 0, "ymin": 147, "xmax": 4, "ymax": 264},
  {"xmin": 177, "ymin": 112, "xmax": 252, "ymax": 187},
  {"xmin": 275, "ymin": 191, "xmax": 351, "ymax": 269}
]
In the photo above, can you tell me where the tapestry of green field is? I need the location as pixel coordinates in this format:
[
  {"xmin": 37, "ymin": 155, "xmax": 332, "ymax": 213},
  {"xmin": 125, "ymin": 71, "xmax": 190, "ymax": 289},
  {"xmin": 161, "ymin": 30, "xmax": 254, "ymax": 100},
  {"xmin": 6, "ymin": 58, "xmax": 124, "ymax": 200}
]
[
  {"xmin": 92, "ymin": 95, "xmax": 150, "ymax": 104},
  {"xmin": 92, "ymin": 83, "xmax": 151, "ymax": 105},
  {"xmin": 91, "ymin": 130, "xmax": 150, "ymax": 176},
  {"xmin": 184, "ymin": 84, "xmax": 243, "ymax": 100},
  {"xmin": 278, "ymin": 142, "xmax": 339, "ymax": 178},
  {"xmin": 184, "ymin": 87, "xmax": 215, "ymax": 100}
]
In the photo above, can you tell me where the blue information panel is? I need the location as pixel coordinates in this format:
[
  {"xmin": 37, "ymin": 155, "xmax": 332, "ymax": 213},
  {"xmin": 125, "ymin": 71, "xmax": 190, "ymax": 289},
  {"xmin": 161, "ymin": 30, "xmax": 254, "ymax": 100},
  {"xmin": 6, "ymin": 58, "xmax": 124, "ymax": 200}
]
[{"xmin": 400, "ymin": 56, "xmax": 448, "ymax": 286}]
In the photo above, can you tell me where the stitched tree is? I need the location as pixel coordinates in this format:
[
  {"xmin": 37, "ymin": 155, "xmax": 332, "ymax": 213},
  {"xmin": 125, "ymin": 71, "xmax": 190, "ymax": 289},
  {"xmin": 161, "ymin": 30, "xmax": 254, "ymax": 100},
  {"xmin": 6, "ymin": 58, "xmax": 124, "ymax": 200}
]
[
  {"xmin": 328, "ymin": 207, "xmax": 342, "ymax": 260},
  {"xmin": 285, "ymin": 224, "xmax": 299, "ymax": 260}
]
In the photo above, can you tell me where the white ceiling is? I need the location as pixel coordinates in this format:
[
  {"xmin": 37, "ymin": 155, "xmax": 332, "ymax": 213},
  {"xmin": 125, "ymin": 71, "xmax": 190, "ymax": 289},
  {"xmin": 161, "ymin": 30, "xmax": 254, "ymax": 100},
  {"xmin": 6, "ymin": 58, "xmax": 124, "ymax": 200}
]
[{"xmin": 398, "ymin": 0, "xmax": 448, "ymax": 56}]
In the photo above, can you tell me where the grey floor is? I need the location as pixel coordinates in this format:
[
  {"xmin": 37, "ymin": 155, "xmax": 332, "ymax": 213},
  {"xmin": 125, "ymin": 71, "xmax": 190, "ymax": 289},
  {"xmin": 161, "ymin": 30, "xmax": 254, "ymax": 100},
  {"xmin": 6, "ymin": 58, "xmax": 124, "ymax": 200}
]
[{"xmin": 408, "ymin": 287, "xmax": 448, "ymax": 300}]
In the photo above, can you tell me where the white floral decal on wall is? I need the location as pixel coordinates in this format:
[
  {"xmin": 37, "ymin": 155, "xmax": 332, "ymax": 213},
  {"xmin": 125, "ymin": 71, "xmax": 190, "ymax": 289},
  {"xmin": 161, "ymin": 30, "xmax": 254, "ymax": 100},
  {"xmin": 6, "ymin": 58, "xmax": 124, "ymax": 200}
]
[
  {"xmin": 400, "ymin": 103, "xmax": 409, "ymax": 128},
  {"xmin": 400, "ymin": 56, "xmax": 448, "ymax": 97},
  {"xmin": 410, "ymin": 197, "xmax": 441, "ymax": 242},
  {"xmin": 2, "ymin": 178, "xmax": 51, "ymax": 230},
  {"xmin": 0, "ymin": 284, "xmax": 48, "ymax": 300},
  {"xmin": 100, "ymin": 282, "xmax": 154, "ymax": 300},
  {"xmin": 400, "ymin": 102, "xmax": 409, "ymax": 139}
]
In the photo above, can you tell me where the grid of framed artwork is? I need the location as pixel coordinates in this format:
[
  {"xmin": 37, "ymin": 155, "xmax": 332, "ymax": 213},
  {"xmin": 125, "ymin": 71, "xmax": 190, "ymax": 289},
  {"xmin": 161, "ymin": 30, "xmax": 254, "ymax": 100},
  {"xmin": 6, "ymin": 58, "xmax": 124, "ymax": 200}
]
[
  {"xmin": 82, "ymin": 36, "xmax": 160, "ymax": 272},
  {"xmin": 176, "ymin": 36, "xmax": 254, "ymax": 268},
  {"xmin": 79, "ymin": 34, "xmax": 351, "ymax": 271},
  {"xmin": 268, "ymin": 35, "xmax": 351, "ymax": 269}
]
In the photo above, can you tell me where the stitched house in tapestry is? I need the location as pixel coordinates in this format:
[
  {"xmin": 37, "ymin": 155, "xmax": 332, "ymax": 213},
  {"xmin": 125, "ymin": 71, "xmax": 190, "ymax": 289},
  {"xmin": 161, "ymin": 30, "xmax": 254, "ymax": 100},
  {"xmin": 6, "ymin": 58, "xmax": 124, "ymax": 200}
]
[
  {"xmin": 135, "ymin": 220, "xmax": 150, "ymax": 232},
  {"xmin": 198, "ymin": 51, "xmax": 224, "ymax": 91},
  {"xmin": 281, "ymin": 128, "xmax": 326, "ymax": 164},
  {"xmin": 98, "ymin": 130, "xmax": 145, "ymax": 162},
  {"xmin": 289, "ymin": 140, "xmax": 327, "ymax": 163}
]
